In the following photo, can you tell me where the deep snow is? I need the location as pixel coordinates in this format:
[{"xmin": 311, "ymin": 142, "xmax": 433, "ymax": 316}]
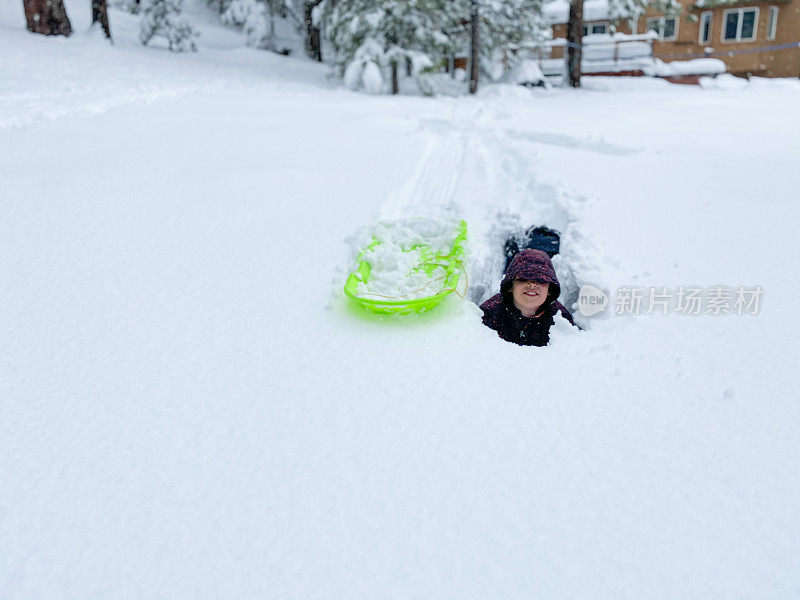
[{"xmin": 2, "ymin": 2, "xmax": 800, "ymax": 599}]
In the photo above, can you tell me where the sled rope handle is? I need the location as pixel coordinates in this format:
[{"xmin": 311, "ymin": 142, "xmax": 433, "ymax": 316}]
[
  {"xmin": 427, "ymin": 256, "xmax": 468, "ymax": 299},
  {"xmin": 356, "ymin": 254, "xmax": 469, "ymax": 301}
]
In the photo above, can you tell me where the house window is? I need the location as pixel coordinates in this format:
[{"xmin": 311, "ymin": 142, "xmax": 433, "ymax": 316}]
[
  {"xmin": 766, "ymin": 6, "xmax": 778, "ymax": 41},
  {"xmin": 722, "ymin": 7, "xmax": 759, "ymax": 42},
  {"xmin": 582, "ymin": 23, "xmax": 607, "ymax": 36},
  {"xmin": 646, "ymin": 16, "xmax": 679, "ymax": 41},
  {"xmin": 699, "ymin": 11, "xmax": 713, "ymax": 44}
]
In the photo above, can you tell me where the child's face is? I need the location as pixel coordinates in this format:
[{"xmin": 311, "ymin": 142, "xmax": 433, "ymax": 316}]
[{"xmin": 512, "ymin": 279, "xmax": 550, "ymax": 317}]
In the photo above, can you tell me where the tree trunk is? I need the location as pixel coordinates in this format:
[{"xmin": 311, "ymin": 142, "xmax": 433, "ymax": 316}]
[
  {"xmin": 266, "ymin": 1, "xmax": 276, "ymax": 51},
  {"xmin": 391, "ymin": 61, "xmax": 399, "ymax": 95},
  {"xmin": 468, "ymin": 0, "xmax": 479, "ymax": 94},
  {"xmin": 23, "ymin": 0, "xmax": 72, "ymax": 36},
  {"xmin": 91, "ymin": 0, "xmax": 112, "ymax": 41},
  {"xmin": 566, "ymin": 0, "xmax": 583, "ymax": 87},
  {"xmin": 304, "ymin": 0, "xmax": 323, "ymax": 62}
]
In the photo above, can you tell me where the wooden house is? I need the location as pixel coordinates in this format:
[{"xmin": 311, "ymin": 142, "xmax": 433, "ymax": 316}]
[{"xmin": 545, "ymin": 0, "xmax": 800, "ymax": 77}]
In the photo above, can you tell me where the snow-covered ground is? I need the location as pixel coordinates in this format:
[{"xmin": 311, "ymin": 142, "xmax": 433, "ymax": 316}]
[{"xmin": 3, "ymin": 2, "xmax": 800, "ymax": 599}]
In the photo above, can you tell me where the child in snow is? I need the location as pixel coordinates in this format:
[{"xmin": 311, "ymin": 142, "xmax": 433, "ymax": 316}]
[{"xmin": 480, "ymin": 249, "xmax": 574, "ymax": 346}]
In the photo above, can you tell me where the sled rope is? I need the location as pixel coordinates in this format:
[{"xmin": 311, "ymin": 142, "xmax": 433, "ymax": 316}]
[{"xmin": 435, "ymin": 256, "xmax": 468, "ymax": 299}]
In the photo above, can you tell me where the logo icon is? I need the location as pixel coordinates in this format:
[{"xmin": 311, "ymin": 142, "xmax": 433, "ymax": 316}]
[{"xmin": 578, "ymin": 284, "xmax": 608, "ymax": 317}]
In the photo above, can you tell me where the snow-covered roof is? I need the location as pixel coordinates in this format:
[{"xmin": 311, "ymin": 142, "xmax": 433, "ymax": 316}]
[{"xmin": 543, "ymin": 0, "xmax": 614, "ymax": 25}]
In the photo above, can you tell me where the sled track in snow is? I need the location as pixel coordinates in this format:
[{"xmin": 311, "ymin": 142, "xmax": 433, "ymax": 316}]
[
  {"xmin": 377, "ymin": 112, "xmax": 592, "ymax": 315},
  {"xmin": 379, "ymin": 133, "xmax": 465, "ymax": 221},
  {"xmin": 456, "ymin": 129, "xmax": 576, "ymax": 306}
]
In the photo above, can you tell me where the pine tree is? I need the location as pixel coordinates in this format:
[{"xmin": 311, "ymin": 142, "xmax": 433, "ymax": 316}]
[
  {"xmin": 92, "ymin": 0, "xmax": 113, "ymax": 40},
  {"xmin": 320, "ymin": 0, "xmax": 456, "ymax": 94},
  {"xmin": 318, "ymin": 0, "xmax": 547, "ymax": 93},
  {"xmin": 303, "ymin": 0, "xmax": 323, "ymax": 61},
  {"xmin": 566, "ymin": 0, "xmax": 582, "ymax": 87},
  {"xmin": 220, "ymin": 0, "xmax": 290, "ymax": 50},
  {"xmin": 111, "ymin": 0, "xmax": 141, "ymax": 15},
  {"xmin": 478, "ymin": 0, "xmax": 548, "ymax": 55},
  {"xmin": 139, "ymin": 0, "xmax": 198, "ymax": 52},
  {"xmin": 607, "ymin": 0, "xmax": 681, "ymax": 25},
  {"xmin": 206, "ymin": 0, "xmax": 233, "ymax": 14},
  {"xmin": 446, "ymin": 0, "xmax": 548, "ymax": 81}
]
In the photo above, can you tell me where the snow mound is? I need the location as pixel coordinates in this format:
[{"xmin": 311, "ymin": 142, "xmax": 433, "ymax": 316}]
[
  {"xmin": 700, "ymin": 74, "xmax": 800, "ymax": 91},
  {"xmin": 362, "ymin": 61, "xmax": 384, "ymax": 94},
  {"xmin": 344, "ymin": 58, "xmax": 384, "ymax": 94},
  {"xmin": 748, "ymin": 76, "xmax": 800, "ymax": 90},
  {"xmin": 500, "ymin": 59, "xmax": 546, "ymax": 86},
  {"xmin": 646, "ymin": 58, "xmax": 726, "ymax": 77},
  {"xmin": 699, "ymin": 73, "xmax": 750, "ymax": 90},
  {"xmin": 0, "ymin": 0, "xmax": 325, "ymax": 130}
]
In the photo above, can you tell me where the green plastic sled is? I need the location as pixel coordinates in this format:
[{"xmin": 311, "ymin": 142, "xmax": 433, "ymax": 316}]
[{"xmin": 344, "ymin": 219, "xmax": 468, "ymax": 315}]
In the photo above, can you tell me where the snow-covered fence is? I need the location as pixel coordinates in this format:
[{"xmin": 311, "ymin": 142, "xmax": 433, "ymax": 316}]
[
  {"xmin": 581, "ymin": 34, "xmax": 655, "ymax": 65},
  {"xmin": 518, "ymin": 33, "xmax": 657, "ymax": 79},
  {"xmin": 515, "ymin": 32, "xmax": 725, "ymax": 83}
]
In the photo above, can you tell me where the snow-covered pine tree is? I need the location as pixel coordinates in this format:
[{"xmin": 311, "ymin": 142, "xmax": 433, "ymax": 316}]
[
  {"xmin": 445, "ymin": 0, "xmax": 549, "ymax": 82},
  {"xmin": 320, "ymin": 0, "xmax": 456, "ymax": 94},
  {"xmin": 206, "ymin": 0, "xmax": 233, "ymax": 15},
  {"xmin": 478, "ymin": 0, "xmax": 548, "ymax": 57},
  {"xmin": 139, "ymin": 0, "xmax": 198, "ymax": 52},
  {"xmin": 110, "ymin": 0, "xmax": 141, "ymax": 15},
  {"xmin": 607, "ymin": 0, "xmax": 682, "ymax": 28},
  {"xmin": 220, "ymin": 0, "xmax": 302, "ymax": 50},
  {"xmin": 220, "ymin": 0, "xmax": 283, "ymax": 49}
]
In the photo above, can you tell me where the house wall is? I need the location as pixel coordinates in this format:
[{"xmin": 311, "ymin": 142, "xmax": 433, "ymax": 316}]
[
  {"xmin": 551, "ymin": 23, "xmax": 567, "ymax": 59},
  {"xmin": 646, "ymin": 0, "xmax": 800, "ymax": 77},
  {"xmin": 548, "ymin": 0, "xmax": 800, "ymax": 77}
]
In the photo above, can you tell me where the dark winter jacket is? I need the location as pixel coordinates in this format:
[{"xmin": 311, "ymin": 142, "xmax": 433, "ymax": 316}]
[{"xmin": 480, "ymin": 249, "xmax": 574, "ymax": 347}]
